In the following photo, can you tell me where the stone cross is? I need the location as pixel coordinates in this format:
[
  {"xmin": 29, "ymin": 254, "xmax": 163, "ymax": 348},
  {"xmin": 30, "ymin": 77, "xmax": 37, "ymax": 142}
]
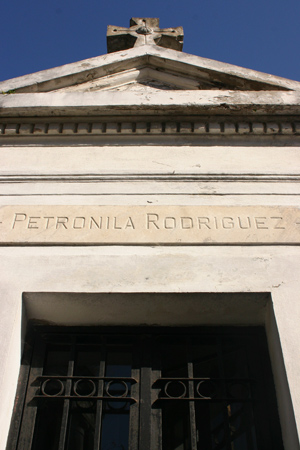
[{"xmin": 107, "ymin": 18, "xmax": 184, "ymax": 53}]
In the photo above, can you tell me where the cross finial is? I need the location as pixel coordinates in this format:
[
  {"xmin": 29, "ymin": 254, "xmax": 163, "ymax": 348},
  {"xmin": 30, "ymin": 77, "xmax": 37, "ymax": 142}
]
[{"xmin": 107, "ymin": 18, "xmax": 184, "ymax": 53}]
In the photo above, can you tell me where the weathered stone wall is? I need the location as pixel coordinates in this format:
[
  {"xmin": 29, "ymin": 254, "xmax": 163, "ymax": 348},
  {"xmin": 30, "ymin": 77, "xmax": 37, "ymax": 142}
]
[{"xmin": 1, "ymin": 43, "xmax": 300, "ymax": 449}]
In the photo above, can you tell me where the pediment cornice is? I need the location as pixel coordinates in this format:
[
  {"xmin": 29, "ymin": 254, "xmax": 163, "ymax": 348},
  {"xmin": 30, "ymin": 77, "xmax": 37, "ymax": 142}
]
[
  {"xmin": 1, "ymin": 45, "xmax": 300, "ymax": 94},
  {"xmin": 1, "ymin": 90, "xmax": 300, "ymax": 118}
]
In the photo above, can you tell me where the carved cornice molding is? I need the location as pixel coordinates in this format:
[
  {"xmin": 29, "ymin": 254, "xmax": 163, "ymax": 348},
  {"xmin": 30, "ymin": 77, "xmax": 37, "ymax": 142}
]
[
  {"xmin": 1, "ymin": 119, "xmax": 300, "ymax": 137},
  {"xmin": 1, "ymin": 174, "xmax": 300, "ymax": 183}
]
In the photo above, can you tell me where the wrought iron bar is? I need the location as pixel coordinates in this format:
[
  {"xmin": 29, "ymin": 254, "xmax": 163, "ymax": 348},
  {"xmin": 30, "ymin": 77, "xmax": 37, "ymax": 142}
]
[
  {"xmin": 187, "ymin": 339, "xmax": 198, "ymax": 450},
  {"xmin": 58, "ymin": 340, "xmax": 75, "ymax": 450},
  {"xmin": 34, "ymin": 395, "xmax": 137, "ymax": 402},
  {"xmin": 94, "ymin": 351, "xmax": 106, "ymax": 450}
]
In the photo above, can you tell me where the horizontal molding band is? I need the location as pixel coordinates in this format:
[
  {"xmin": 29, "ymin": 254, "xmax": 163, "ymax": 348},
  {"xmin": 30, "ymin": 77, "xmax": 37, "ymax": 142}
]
[
  {"xmin": 0, "ymin": 174, "xmax": 299, "ymax": 183},
  {"xmin": 1, "ymin": 120, "xmax": 300, "ymax": 136}
]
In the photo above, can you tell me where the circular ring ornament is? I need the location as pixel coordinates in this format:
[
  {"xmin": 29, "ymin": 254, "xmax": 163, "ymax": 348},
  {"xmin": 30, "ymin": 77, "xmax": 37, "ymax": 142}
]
[
  {"xmin": 106, "ymin": 380, "xmax": 128, "ymax": 398},
  {"xmin": 196, "ymin": 380, "xmax": 217, "ymax": 399},
  {"xmin": 164, "ymin": 381, "xmax": 187, "ymax": 398},
  {"xmin": 74, "ymin": 379, "xmax": 96, "ymax": 397},
  {"xmin": 41, "ymin": 379, "xmax": 64, "ymax": 397}
]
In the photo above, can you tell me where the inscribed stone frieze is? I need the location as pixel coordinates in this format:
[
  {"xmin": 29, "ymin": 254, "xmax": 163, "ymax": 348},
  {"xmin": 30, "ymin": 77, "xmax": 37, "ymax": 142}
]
[{"xmin": 0, "ymin": 206, "xmax": 300, "ymax": 245}]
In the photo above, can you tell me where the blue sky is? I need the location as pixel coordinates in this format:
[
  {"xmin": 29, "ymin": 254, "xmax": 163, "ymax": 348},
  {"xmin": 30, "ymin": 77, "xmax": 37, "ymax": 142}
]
[{"xmin": 1, "ymin": 0, "xmax": 300, "ymax": 83}]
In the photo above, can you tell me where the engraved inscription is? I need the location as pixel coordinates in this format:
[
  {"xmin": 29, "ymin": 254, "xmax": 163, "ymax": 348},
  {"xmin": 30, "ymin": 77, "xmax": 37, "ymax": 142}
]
[
  {"xmin": 1, "ymin": 206, "xmax": 299, "ymax": 245},
  {"xmin": 146, "ymin": 213, "xmax": 286, "ymax": 231},
  {"xmin": 11, "ymin": 213, "xmax": 136, "ymax": 231}
]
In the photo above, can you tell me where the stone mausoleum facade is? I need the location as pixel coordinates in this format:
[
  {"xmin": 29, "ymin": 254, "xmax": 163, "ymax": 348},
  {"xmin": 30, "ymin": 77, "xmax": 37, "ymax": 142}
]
[{"xmin": 0, "ymin": 18, "xmax": 300, "ymax": 450}]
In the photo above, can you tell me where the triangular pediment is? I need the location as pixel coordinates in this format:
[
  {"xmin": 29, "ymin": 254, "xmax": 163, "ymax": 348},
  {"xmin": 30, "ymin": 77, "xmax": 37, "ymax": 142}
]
[
  {"xmin": 51, "ymin": 66, "xmax": 221, "ymax": 93},
  {"xmin": 1, "ymin": 45, "xmax": 300, "ymax": 94}
]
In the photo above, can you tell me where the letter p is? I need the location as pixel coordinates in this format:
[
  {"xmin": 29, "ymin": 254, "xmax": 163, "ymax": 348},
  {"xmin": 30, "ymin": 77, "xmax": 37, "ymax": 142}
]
[{"xmin": 12, "ymin": 213, "xmax": 27, "ymax": 229}]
